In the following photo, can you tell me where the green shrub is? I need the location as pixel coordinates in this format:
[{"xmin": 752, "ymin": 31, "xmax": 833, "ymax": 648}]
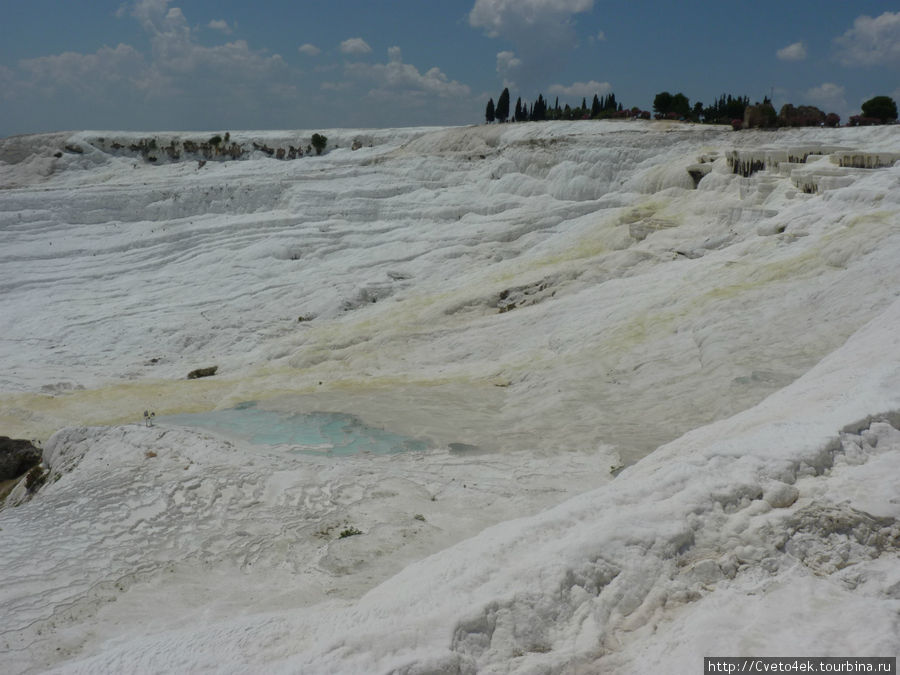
[
  {"xmin": 311, "ymin": 133, "xmax": 327, "ymax": 155},
  {"xmin": 861, "ymin": 96, "xmax": 898, "ymax": 123}
]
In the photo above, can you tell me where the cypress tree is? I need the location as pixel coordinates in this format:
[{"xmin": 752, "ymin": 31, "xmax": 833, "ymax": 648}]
[
  {"xmin": 486, "ymin": 98, "xmax": 495, "ymax": 123},
  {"xmin": 496, "ymin": 88, "xmax": 510, "ymax": 122},
  {"xmin": 533, "ymin": 94, "xmax": 546, "ymax": 121},
  {"xmin": 591, "ymin": 94, "xmax": 601, "ymax": 118}
]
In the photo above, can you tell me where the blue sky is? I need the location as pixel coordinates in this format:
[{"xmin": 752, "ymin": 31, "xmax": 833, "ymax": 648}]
[{"xmin": 2, "ymin": 0, "xmax": 899, "ymax": 135}]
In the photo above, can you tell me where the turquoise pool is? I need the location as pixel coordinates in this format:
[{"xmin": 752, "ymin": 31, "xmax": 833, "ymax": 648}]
[{"xmin": 158, "ymin": 401, "xmax": 428, "ymax": 455}]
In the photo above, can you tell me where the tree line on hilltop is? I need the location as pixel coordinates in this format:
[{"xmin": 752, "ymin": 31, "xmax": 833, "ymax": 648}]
[
  {"xmin": 486, "ymin": 87, "xmax": 637, "ymax": 123},
  {"xmin": 485, "ymin": 87, "xmax": 898, "ymax": 129}
]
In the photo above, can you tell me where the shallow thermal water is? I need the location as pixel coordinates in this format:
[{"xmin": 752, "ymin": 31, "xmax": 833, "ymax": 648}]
[{"xmin": 157, "ymin": 401, "xmax": 428, "ymax": 454}]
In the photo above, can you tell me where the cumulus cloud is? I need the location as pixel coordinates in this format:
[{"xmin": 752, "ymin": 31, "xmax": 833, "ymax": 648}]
[
  {"xmin": 343, "ymin": 47, "xmax": 471, "ymax": 101},
  {"xmin": 340, "ymin": 38, "xmax": 372, "ymax": 55},
  {"xmin": 1, "ymin": 0, "xmax": 479, "ymax": 133},
  {"xmin": 469, "ymin": 0, "xmax": 593, "ymax": 37},
  {"xmin": 496, "ymin": 50, "xmax": 521, "ymax": 72},
  {"xmin": 208, "ymin": 19, "xmax": 232, "ymax": 34},
  {"xmin": 469, "ymin": 0, "xmax": 595, "ymax": 88},
  {"xmin": 547, "ymin": 79, "xmax": 612, "ymax": 97},
  {"xmin": 834, "ymin": 12, "xmax": 900, "ymax": 66},
  {"xmin": 14, "ymin": 44, "xmax": 154, "ymax": 103},
  {"xmin": 130, "ymin": 0, "xmax": 179, "ymax": 35},
  {"xmin": 804, "ymin": 82, "xmax": 847, "ymax": 112},
  {"xmin": 777, "ymin": 42, "xmax": 807, "ymax": 61},
  {"xmin": 2, "ymin": 0, "xmax": 295, "ymax": 132},
  {"xmin": 495, "ymin": 50, "xmax": 522, "ymax": 85}
]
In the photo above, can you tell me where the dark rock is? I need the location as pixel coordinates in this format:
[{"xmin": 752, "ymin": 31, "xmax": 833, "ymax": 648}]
[
  {"xmin": 0, "ymin": 437, "xmax": 42, "ymax": 480},
  {"xmin": 187, "ymin": 366, "xmax": 218, "ymax": 379}
]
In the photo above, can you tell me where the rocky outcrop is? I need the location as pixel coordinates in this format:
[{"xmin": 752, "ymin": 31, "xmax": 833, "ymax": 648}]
[
  {"xmin": 187, "ymin": 366, "xmax": 218, "ymax": 379},
  {"xmin": 79, "ymin": 134, "xmax": 323, "ymax": 165},
  {"xmin": 0, "ymin": 437, "xmax": 42, "ymax": 480}
]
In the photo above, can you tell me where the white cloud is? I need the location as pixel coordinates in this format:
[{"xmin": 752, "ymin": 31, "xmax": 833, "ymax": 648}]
[
  {"xmin": 469, "ymin": 0, "xmax": 595, "ymax": 89},
  {"xmin": 130, "ymin": 0, "xmax": 178, "ymax": 35},
  {"xmin": 496, "ymin": 50, "xmax": 521, "ymax": 71},
  {"xmin": 547, "ymin": 79, "xmax": 612, "ymax": 98},
  {"xmin": 2, "ymin": 1, "xmax": 481, "ymax": 133},
  {"xmin": 777, "ymin": 42, "xmax": 807, "ymax": 61},
  {"xmin": 17, "ymin": 44, "xmax": 151, "ymax": 96},
  {"xmin": 495, "ymin": 50, "xmax": 521, "ymax": 85},
  {"xmin": 207, "ymin": 19, "xmax": 232, "ymax": 34},
  {"xmin": 4, "ymin": 1, "xmax": 292, "ymax": 128},
  {"xmin": 340, "ymin": 38, "xmax": 372, "ymax": 55},
  {"xmin": 834, "ymin": 12, "xmax": 900, "ymax": 66},
  {"xmin": 804, "ymin": 82, "xmax": 847, "ymax": 112},
  {"xmin": 344, "ymin": 47, "xmax": 471, "ymax": 101},
  {"xmin": 298, "ymin": 43, "xmax": 321, "ymax": 56},
  {"xmin": 469, "ymin": 0, "xmax": 593, "ymax": 37}
]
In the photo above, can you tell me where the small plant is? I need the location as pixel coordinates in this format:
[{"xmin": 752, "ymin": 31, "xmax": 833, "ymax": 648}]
[
  {"xmin": 338, "ymin": 526, "xmax": 362, "ymax": 538},
  {"xmin": 311, "ymin": 133, "xmax": 327, "ymax": 155},
  {"xmin": 209, "ymin": 135, "xmax": 222, "ymax": 146},
  {"xmin": 24, "ymin": 466, "xmax": 46, "ymax": 492},
  {"xmin": 413, "ymin": 514, "xmax": 426, "ymax": 522}
]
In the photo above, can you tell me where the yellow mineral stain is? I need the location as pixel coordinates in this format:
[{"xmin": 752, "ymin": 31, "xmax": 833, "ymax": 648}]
[{"xmin": 0, "ymin": 363, "xmax": 498, "ymax": 443}]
